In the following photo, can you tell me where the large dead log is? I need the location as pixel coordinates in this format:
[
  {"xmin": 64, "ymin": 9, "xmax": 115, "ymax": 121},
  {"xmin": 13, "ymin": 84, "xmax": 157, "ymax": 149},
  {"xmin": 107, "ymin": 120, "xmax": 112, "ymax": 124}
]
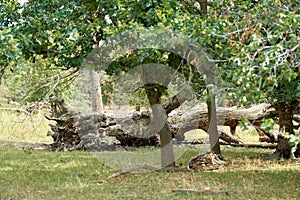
[
  {"xmin": 46, "ymin": 97, "xmax": 122, "ymax": 151},
  {"xmin": 219, "ymin": 142, "xmax": 277, "ymax": 149},
  {"xmin": 46, "ymin": 97, "xmax": 161, "ymax": 151},
  {"xmin": 46, "ymin": 96, "xmax": 283, "ymax": 151},
  {"xmin": 168, "ymin": 103, "xmax": 278, "ymax": 143}
]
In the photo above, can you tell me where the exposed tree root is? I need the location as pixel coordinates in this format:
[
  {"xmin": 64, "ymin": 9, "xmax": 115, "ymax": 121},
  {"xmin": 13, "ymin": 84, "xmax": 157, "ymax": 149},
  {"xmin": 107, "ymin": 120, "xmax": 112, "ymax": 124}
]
[{"xmin": 187, "ymin": 151, "xmax": 228, "ymax": 171}]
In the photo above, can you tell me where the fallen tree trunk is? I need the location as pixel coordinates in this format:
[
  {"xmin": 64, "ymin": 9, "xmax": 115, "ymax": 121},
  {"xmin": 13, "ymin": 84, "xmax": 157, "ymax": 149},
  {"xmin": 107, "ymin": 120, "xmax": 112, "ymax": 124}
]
[
  {"xmin": 46, "ymin": 97, "xmax": 122, "ymax": 151},
  {"xmin": 168, "ymin": 103, "xmax": 278, "ymax": 144},
  {"xmin": 219, "ymin": 142, "xmax": 277, "ymax": 149},
  {"xmin": 46, "ymin": 97, "xmax": 283, "ymax": 151}
]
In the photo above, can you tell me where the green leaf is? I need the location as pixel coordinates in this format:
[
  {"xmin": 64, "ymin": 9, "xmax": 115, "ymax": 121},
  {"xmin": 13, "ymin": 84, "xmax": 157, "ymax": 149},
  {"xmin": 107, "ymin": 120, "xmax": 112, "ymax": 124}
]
[{"xmin": 239, "ymin": 120, "xmax": 251, "ymax": 131}]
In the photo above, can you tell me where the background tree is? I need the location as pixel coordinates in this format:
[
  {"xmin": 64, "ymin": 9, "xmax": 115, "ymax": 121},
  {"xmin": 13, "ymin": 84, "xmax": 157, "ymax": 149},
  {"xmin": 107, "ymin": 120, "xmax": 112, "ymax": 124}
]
[{"xmin": 0, "ymin": 0, "xmax": 21, "ymax": 84}]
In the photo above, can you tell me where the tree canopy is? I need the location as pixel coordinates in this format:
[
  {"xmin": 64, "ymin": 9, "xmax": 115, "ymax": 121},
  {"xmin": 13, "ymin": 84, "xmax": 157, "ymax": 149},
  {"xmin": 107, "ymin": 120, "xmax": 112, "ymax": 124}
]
[{"xmin": 2, "ymin": 0, "xmax": 297, "ymax": 104}]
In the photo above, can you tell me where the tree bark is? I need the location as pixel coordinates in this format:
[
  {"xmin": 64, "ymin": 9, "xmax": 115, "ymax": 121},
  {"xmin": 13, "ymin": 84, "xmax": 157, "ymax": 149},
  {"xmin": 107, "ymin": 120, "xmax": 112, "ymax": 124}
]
[
  {"xmin": 144, "ymin": 84, "xmax": 175, "ymax": 168},
  {"xmin": 89, "ymin": 69, "xmax": 104, "ymax": 113},
  {"xmin": 207, "ymin": 92, "xmax": 221, "ymax": 154},
  {"xmin": 199, "ymin": 0, "xmax": 208, "ymax": 14},
  {"xmin": 168, "ymin": 102, "xmax": 279, "ymax": 144},
  {"xmin": 274, "ymin": 101, "xmax": 299, "ymax": 159},
  {"xmin": 0, "ymin": 64, "xmax": 8, "ymax": 85}
]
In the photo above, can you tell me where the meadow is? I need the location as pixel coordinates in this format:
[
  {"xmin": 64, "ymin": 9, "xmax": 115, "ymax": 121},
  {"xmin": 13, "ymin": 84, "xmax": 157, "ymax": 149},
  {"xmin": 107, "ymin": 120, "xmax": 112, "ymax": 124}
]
[{"xmin": 1, "ymin": 109, "xmax": 300, "ymax": 200}]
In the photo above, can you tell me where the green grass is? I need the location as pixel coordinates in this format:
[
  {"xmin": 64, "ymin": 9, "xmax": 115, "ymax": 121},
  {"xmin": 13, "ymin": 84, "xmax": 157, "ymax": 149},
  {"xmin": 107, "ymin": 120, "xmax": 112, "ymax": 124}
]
[
  {"xmin": 1, "ymin": 109, "xmax": 300, "ymax": 199},
  {"xmin": 1, "ymin": 145, "xmax": 300, "ymax": 200}
]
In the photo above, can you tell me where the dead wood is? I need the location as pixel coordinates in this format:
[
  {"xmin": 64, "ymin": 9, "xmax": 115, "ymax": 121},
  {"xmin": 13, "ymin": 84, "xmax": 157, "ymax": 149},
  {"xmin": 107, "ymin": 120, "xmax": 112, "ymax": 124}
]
[
  {"xmin": 46, "ymin": 97, "xmax": 121, "ymax": 151},
  {"xmin": 46, "ymin": 95, "xmax": 282, "ymax": 151},
  {"xmin": 168, "ymin": 103, "xmax": 278, "ymax": 144},
  {"xmin": 219, "ymin": 131, "xmax": 242, "ymax": 144},
  {"xmin": 219, "ymin": 142, "xmax": 277, "ymax": 149},
  {"xmin": 0, "ymin": 141, "xmax": 49, "ymax": 151},
  {"xmin": 107, "ymin": 165, "xmax": 160, "ymax": 179}
]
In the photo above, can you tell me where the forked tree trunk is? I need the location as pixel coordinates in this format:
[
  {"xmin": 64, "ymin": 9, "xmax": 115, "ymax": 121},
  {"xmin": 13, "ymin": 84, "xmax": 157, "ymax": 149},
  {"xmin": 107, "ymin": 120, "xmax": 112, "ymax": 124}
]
[{"xmin": 274, "ymin": 101, "xmax": 298, "ymax": 159}]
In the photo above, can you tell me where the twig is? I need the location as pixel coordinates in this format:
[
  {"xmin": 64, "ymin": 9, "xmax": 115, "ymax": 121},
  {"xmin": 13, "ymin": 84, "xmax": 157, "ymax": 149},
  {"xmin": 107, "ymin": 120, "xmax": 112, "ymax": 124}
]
[
  {"xmin": 107, "ymin": 165, "xmax": 160, "ymax": 179},
  {"xmin": 107, "ymin": 171, "xmax": 130, "ymax": 179},
  {"xmin": 225, "ymin": 27, "xmax": 251, "ymax": 36},
  {"xmin": 44, "ymin": 115, "xmax": 65, "ymax": 123},
  {"xmin": 291, "ymin": 43, "xmax": 300, "ymax": 52},
  {"xmin": 172, "ymin": 188, "xmax": 229, "ymax": 195},
  {"xmin": 268, "ymin": 43, "xmax": 300, "ymax": 62},
  {"xmin": 23, "ymin": 68, "xmax": 79, "ymax": 101}
]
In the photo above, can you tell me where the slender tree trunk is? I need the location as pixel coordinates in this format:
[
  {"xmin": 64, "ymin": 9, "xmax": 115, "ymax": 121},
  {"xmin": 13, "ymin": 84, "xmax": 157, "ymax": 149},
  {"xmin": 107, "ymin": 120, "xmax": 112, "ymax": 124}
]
[
  {"xmin": 0, "ymin": 64, "xmax": 8, "ymax": 85},
  {"xmin": 159, "ymin": 122, "xmax": 176, "ymax": 168},
  {"xmin": 89, "ymin": 69, "xmax": 104, "ymax": 113},
  {"xmin": 90, "ymin": 38, "xmax": 104, "ymax": 113},
  {"xmin": 274, "ymin": 101, "xmax": 299, "ymax": 159},
  {"xmin": 207, "ymin": 91, "xmax": 221, "ymax": 154},
  {"xmin": 97, "ymin": 72, "xmax": 104, "ymax": 113}
]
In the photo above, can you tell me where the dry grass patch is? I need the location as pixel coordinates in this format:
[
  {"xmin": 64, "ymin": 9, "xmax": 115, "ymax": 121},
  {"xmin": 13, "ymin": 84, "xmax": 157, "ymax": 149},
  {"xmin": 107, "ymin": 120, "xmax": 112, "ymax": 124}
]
[{"xmin": 0, "ymin": 108, "xmax": 52, "ymax": 144}]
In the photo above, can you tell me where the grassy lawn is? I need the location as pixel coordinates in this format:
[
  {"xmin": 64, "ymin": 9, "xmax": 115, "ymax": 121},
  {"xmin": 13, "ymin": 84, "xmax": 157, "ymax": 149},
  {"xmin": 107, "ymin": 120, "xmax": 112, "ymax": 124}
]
[
  {"xmin": 1, "ymin": 145, "xmax": 300, "ymax": 200},
  {"xmin": 1, "ymin": 110, "xmax": 300, "ymax": 199}
]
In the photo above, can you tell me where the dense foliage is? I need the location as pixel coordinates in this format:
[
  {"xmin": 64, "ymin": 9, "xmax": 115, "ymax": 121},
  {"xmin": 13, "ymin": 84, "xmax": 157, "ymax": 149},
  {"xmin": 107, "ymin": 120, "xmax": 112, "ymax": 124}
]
[{"xmin": 1, "ymin": 0, "xmax": 299, "ymax": 105}]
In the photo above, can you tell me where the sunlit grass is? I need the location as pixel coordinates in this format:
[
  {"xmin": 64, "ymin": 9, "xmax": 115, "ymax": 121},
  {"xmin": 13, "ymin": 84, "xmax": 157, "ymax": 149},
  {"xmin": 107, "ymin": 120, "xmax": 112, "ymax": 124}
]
[
  {"xmin": 1, "ymin": 146, "xmax": 300, "ymax": 200},
  {"xmin": 1, "ymin": 105, "xmax": 299, "ymax": 199},
  {"xmin": 0, "ymin": 107, "xmax": 52, "ymax": 144}
]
